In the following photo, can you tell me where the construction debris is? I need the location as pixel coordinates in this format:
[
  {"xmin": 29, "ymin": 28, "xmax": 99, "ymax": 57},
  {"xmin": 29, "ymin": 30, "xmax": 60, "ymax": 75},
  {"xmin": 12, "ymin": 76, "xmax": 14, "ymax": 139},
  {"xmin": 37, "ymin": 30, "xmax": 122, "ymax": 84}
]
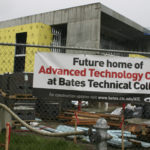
[{"xmin": 58, "ymin": 110, "xmax": 150, "ymax": 142}]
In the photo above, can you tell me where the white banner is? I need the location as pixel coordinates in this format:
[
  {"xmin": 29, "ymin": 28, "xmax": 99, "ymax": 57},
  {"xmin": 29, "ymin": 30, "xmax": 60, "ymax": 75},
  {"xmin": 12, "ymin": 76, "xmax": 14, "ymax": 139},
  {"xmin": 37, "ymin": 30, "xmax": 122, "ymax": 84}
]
[{"xmin": 33, "ymin": 52, "xmax": 150, "ymax": 94}]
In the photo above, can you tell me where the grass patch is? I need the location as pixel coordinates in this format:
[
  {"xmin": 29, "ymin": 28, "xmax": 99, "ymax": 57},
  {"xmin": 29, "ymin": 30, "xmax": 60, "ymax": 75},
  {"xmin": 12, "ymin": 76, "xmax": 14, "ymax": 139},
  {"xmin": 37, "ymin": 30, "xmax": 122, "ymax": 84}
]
[{"xmin": 0, "ymin": 132, "xmax": 84, "ymax": 150}]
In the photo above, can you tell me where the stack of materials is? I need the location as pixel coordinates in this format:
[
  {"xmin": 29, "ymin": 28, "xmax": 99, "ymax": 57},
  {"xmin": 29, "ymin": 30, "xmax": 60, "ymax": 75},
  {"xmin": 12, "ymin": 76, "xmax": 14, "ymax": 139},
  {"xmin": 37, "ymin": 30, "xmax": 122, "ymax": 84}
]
[
  {"xmin": 12, "ymin": 102, "xmax": 36, "ymax": 127},
  {"xmin": 58, "ymin": 110, "xmax": 121, "ymax": 127},
  {"xmin": 13, "ymin": 103, "xmax": 35, "ymax": 121},
  {"xmin": 58, "ymin": 110, "xmax": 150, "ymax": 142}
]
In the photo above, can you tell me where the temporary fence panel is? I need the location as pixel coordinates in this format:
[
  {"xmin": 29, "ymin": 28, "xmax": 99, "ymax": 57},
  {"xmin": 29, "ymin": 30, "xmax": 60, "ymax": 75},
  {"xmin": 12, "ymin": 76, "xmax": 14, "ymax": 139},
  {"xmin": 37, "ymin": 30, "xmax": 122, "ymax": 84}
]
[{"xmin": 0, "ymin": 43, "xmax": 150, "ymax": 150}]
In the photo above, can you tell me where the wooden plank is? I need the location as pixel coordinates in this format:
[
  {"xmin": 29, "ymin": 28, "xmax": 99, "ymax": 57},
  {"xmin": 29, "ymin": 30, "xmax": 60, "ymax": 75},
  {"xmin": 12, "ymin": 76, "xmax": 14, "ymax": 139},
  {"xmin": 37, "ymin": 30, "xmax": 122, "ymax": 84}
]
[
  {"xmin": 57, "ymin": 115, "xmax": 72, "ymax": 120},
  {"xmin": 8, "ymin": 94, "xmax": 37, "ymax": 100},
  {"xmin": 72, "ymin": 116, "xmax": 98, "ymax": 120},
  {"xmin": 64, "ymin": 110, "xmax": 121, "ymax": 120},
  {"xmin": 64, "ymin": 112, "xmax": 99, "ymax": 118}
]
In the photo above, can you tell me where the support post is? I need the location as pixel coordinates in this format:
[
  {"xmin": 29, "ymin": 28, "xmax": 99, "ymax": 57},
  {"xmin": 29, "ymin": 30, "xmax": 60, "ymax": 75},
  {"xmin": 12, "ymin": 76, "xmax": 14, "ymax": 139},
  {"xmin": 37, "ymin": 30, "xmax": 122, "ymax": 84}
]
[{"xmin": 121, "ymin": 104, "xmax": 126, "ymax": 150}]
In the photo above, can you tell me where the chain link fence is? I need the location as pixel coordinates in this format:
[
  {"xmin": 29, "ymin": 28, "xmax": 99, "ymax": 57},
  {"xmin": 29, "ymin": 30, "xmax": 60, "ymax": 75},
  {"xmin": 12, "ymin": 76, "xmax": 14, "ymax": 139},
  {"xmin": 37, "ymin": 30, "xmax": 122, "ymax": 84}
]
[{"xmin": 0, "ymin": 43, "xmax": 150, "ymax": 150}]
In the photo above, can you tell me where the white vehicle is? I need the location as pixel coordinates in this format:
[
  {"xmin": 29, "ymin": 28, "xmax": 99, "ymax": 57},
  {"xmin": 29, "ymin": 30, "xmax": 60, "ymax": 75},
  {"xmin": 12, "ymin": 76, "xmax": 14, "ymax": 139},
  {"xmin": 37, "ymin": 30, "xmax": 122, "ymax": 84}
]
[{"xmin": 71, "ymin": 100, "xmax": 88, "ymax": 107}]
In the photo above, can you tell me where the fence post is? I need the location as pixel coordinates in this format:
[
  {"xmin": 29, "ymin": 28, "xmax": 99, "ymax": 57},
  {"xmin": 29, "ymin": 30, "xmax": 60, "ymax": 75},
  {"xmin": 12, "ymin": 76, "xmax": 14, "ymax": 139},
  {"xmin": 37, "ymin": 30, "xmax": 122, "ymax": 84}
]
[{"xmin": 5, "ymin": 123, "xmax": 10, "ymax": 150}]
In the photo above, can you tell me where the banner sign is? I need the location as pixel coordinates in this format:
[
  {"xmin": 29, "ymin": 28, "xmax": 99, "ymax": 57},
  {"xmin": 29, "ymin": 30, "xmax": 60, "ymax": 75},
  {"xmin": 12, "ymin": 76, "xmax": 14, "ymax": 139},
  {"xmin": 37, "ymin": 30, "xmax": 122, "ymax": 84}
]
[{"xmin": 33, "ymin": 52, "xmax": 150, "ymax": 104}]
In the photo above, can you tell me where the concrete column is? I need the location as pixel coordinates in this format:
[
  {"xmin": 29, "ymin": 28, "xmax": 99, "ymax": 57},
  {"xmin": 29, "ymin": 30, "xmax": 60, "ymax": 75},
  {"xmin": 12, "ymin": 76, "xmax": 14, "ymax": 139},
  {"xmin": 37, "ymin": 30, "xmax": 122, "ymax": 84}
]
[
  {"xmin": 0, "ymin": 108, "xmax": 12, "ymax": 132},
  {"xmin": 66, "ymin": 3, "xmax": 101, "ymax": 54}
]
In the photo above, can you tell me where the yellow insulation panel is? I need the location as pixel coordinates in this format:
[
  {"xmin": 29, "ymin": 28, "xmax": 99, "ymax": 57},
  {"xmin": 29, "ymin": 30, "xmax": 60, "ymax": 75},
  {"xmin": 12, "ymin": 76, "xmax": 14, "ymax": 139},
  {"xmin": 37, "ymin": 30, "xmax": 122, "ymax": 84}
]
[
  {"xmin": 129, "ymin": 54, "xmax": 148, "ymax": 58},
  {"xmin": 0, "ymin": 23, "xmax": 53, "ymax": 74}
]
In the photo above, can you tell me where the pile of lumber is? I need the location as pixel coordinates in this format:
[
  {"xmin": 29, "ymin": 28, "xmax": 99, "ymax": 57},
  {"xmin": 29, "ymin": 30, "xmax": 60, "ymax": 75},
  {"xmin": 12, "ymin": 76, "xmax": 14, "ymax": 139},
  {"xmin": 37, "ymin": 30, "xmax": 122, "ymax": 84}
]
[
  {"xmin": 58, "ymin": 110, "xmax": 122, "ymax": 127},
  {"xmin": 58, "ymin": 110, "xmax": 150, "ymax": 142}
]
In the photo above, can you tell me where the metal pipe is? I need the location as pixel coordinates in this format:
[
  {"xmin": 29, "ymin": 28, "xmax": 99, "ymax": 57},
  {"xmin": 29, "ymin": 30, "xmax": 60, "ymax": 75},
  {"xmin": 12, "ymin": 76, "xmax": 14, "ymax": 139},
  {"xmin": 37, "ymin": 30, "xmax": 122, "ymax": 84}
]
[
  {"xmin": 0, "ymin": 103, "xmax": 86, "ymax": 137},
  {"xmin": 0, "ymin": 43, "xmax": 150, "ymax": 55}
]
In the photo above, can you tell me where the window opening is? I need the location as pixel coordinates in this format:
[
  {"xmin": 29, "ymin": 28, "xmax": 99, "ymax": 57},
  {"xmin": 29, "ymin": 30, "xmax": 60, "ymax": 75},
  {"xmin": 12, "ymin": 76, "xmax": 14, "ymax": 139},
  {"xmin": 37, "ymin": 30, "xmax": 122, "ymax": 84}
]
[
  {"xmin": 51, "ymin": 24, "xmax": 67, "ymax": 53},
  {"xmin": 14, "ymin": 32, "xmax": 27, "ymax": 72}
]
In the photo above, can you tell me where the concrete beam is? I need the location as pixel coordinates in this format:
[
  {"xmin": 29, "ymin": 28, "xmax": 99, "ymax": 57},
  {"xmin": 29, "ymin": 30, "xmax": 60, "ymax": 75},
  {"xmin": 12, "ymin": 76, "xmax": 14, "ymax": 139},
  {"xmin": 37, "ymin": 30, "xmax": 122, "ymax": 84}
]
[{"xmin": 101, "ymin": 4, "xmax": 145, "ymax": 33}]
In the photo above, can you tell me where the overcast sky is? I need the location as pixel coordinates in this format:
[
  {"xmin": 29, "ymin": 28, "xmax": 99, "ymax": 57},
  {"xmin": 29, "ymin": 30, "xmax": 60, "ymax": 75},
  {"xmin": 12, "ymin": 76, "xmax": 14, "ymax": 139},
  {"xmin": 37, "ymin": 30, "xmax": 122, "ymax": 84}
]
[{"xmin": 0, "ymin": 0, "xmax": 150, "ymax": 28}]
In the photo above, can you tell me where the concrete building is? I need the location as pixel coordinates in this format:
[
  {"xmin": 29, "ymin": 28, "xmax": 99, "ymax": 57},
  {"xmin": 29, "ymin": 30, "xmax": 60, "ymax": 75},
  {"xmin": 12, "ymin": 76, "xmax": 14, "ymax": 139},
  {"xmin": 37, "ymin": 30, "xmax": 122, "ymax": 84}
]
[{"xmin": 0, "ymin": 3, "xmax": 150, "ymax": 52}]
